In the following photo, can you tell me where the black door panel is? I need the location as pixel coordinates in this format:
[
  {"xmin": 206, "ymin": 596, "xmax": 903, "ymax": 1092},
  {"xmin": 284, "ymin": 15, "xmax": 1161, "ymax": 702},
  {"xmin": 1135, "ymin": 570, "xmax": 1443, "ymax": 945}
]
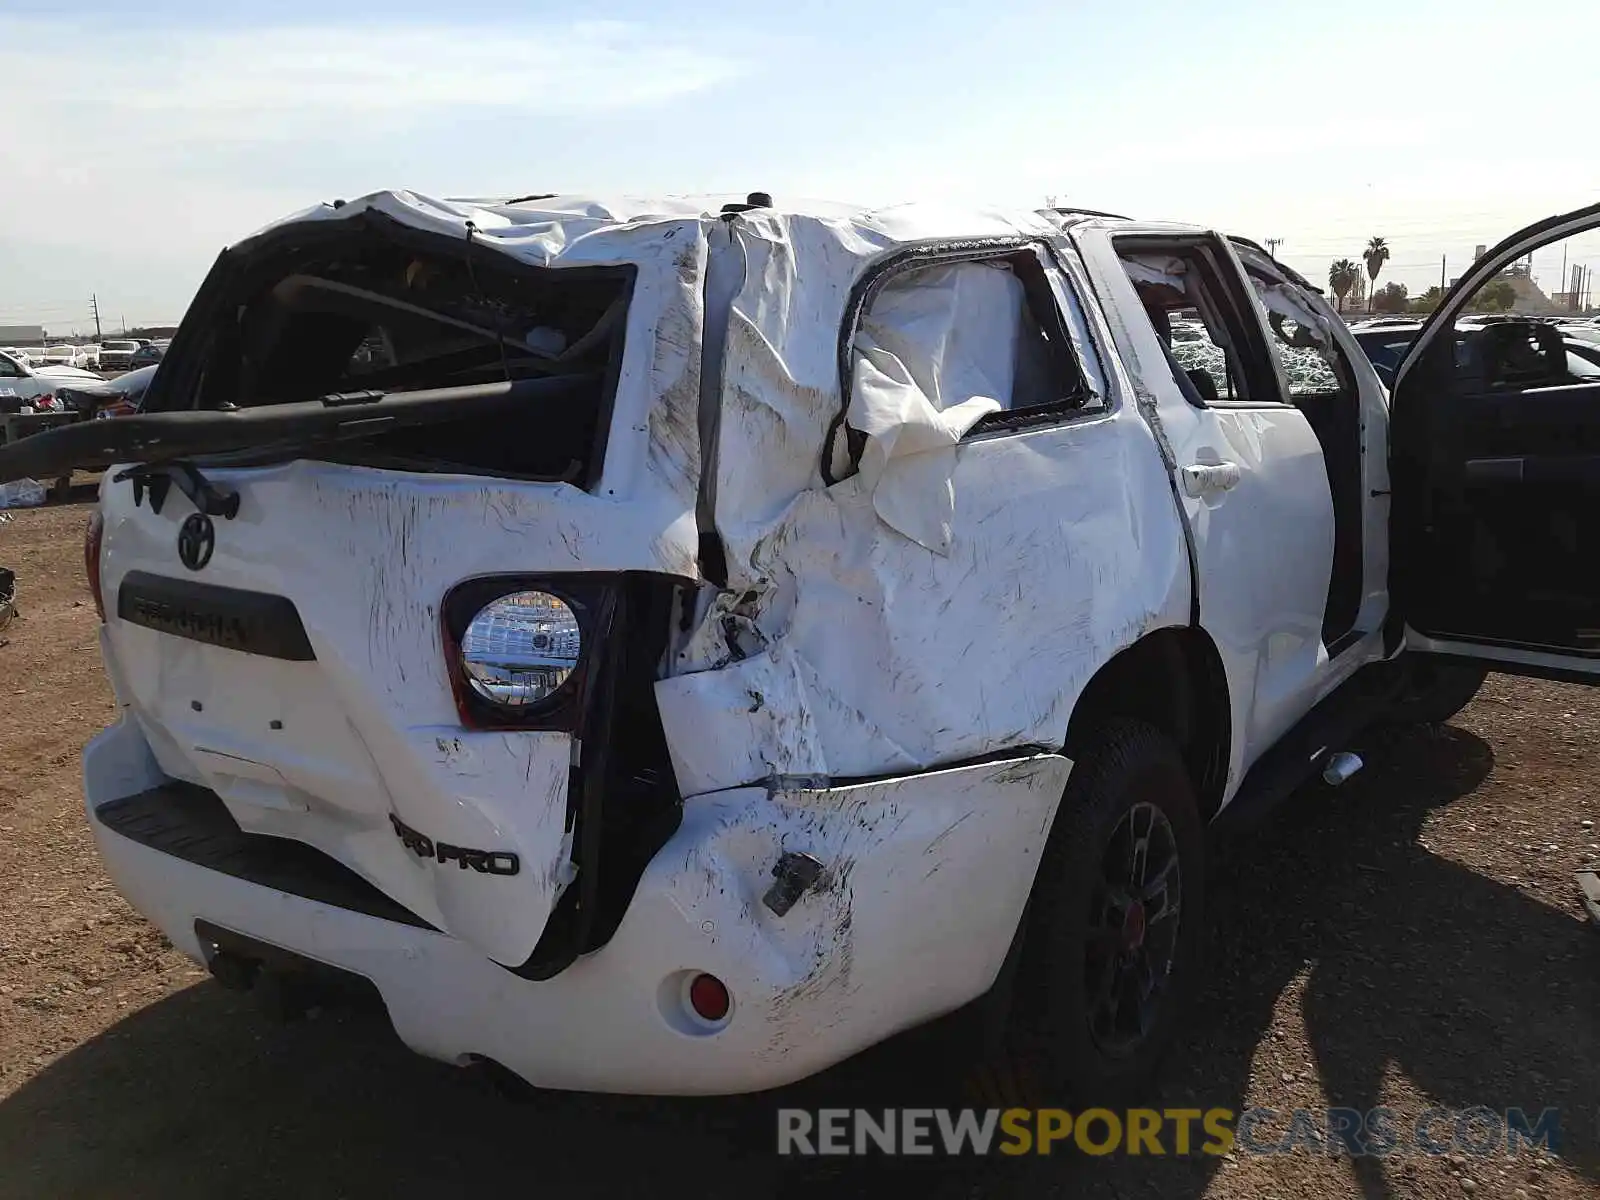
[{"xmin": 1393, "ymin": 322, "xmax": 1600, "ymax": 656}]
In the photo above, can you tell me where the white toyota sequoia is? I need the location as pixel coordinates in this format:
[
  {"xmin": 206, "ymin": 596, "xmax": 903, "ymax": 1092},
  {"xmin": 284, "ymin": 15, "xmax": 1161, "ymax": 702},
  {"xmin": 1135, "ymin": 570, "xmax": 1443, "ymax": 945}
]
[{"xmin": 6, "ymin": 191, "xmax": 1598, "ymax": 1098}]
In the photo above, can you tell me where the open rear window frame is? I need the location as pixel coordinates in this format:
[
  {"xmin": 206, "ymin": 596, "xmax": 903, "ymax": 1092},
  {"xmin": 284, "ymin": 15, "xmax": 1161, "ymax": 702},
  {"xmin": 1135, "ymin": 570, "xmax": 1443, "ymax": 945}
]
[
  {"xmin": 1112, "ymin": 233, "xmax": 1290, "ymax": 411},
  {"xmin": 142, "ymin": 210, "xmax": 638, "ymax": 495}
]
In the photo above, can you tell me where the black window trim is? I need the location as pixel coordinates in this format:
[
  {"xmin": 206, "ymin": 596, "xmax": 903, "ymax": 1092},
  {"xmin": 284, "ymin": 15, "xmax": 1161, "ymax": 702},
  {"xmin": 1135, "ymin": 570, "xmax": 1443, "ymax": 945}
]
[{"xmin": 1112, "ymin": 233, "xmax": 1293, "ymax": 412}]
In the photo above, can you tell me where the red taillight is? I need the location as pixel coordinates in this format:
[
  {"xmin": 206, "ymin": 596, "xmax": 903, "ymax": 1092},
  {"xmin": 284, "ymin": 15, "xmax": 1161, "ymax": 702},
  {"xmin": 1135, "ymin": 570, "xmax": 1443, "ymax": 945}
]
[
  {"xmin": 85, "ymin": 510, "xmax": 106, "ymax": 622},
  {"xmin": 687, "ymin": 973, "xmax": 731, "ymax": 1023}
]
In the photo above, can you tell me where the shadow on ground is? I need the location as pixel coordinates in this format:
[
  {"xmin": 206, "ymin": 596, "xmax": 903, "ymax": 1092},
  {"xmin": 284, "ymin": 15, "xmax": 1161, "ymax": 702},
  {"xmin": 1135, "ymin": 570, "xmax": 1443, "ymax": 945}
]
[{"xmin": 1, "ymin": 723, "xmax": 1595, "ymax": 1199}]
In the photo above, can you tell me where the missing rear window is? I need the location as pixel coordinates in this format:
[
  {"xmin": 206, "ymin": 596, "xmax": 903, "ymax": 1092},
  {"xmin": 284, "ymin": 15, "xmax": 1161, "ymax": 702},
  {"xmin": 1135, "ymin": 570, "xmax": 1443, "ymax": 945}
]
[{"xmin": 176, "ymin": 215, "xmax": 635, "ymax": 486}]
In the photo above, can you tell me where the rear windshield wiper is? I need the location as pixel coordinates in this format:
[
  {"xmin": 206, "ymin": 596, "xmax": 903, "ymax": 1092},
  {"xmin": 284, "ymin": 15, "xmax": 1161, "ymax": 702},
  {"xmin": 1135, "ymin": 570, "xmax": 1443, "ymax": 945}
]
[
  {"xmin": 0, "ymin": 374, "xmax": 594, "ymax": 488},
  {"xmin": 110, "ymin": 384, "xmax": 493, "ymax": 517},
  {"xmin": 113, "ymin": 460, "xmax": 240, "ymax": 519},
  {"xmin": 110, "ymin": 386, "xmax": 400, "ymax": 516}
]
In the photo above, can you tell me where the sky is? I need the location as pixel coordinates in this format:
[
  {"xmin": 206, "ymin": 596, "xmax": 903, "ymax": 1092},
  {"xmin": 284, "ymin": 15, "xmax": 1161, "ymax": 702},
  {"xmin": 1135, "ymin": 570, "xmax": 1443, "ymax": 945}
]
[{"xmin": 4, "ymin": 0, "xmax": 1600, "ymax": 332}]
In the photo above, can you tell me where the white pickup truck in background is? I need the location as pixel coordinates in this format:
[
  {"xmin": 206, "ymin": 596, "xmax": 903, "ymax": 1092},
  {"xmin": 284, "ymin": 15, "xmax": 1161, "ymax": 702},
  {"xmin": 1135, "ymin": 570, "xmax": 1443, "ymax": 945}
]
[
  {"xmin": 41, "ymin": 343, "xmax": 100, "ymax": 369},
  {"xmin": 97, "ymin": 340, "xmax": 148, "ymax": 371},
  {"xmin": 0, "ymin": 349, "xmax": 100, "ymax": 410}
]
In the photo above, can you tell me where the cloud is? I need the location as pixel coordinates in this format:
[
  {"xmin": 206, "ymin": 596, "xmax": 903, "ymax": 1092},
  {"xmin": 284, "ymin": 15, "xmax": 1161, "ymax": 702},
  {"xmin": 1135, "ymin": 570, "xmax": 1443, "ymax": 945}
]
[
  {"xmin": 3, "ymin": 17, "xmax": 749, "ymax": 144},
  {"xmin": 0, "ymin": 15, "xmax": 755, "ymax": 321}
]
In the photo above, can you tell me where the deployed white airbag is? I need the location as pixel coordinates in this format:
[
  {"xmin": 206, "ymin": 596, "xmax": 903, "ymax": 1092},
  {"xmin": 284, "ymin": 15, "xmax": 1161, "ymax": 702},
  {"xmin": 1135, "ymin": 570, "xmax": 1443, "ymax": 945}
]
[{"xmin": 845, "ymin": 262, "xmax": 1024, "ymax": 554}]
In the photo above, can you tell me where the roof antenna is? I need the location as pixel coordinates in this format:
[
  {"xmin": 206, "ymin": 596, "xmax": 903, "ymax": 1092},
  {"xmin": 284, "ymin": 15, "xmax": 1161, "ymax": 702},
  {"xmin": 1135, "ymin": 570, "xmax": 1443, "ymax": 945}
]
[{"xmin": 463, "ymin": 220, "xmax": 513, "ymax": 385}]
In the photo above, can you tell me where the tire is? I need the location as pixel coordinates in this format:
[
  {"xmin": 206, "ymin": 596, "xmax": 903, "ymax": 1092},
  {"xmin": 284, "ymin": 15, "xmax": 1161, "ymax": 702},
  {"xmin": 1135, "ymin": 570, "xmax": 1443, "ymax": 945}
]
[
  {"xmin": 1002, "ymin": 719, "xmax": 1206, "ymax": 1104},
  {"xmin": 1384, "ymin": 656, "xmax": 1487, "ymax": 727}
]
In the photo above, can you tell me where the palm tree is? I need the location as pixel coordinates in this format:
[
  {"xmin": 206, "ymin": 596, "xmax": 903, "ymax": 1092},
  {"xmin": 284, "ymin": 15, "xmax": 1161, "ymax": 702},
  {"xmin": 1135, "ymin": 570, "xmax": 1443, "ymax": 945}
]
[
  {"xmin": 1328, "ymin": 259, "xmax": 1361, "ymax": 313},
  {"xmin": 1363, "ymin": 237, "xmax": 1391, "ymax": 312}
]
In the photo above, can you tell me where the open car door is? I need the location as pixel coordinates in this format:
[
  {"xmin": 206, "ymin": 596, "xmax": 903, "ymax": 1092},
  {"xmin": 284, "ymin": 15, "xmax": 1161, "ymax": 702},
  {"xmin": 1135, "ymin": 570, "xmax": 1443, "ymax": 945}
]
[{"xmin": 1389, "ymin": 199, "xmax": 1600, "ymax": 679}]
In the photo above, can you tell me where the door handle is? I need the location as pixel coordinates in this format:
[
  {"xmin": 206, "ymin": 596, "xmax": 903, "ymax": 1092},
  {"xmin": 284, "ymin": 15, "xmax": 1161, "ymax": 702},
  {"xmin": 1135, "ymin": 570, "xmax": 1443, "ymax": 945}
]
[{"xmin": 1180, "ymin": 462, "xmax": 1242, "ymax": 498}]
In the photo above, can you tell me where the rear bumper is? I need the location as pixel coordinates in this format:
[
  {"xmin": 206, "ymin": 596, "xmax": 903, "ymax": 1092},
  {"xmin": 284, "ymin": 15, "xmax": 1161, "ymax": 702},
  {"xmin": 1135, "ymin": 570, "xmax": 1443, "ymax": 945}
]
[{"xmin": 85, "ymin": 716, "xmax": 1069, "ymax": 1095}]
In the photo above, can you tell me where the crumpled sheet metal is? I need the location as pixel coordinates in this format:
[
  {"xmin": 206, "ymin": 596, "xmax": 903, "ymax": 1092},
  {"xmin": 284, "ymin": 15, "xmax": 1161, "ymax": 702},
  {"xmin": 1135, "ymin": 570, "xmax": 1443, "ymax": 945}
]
[
  {"xmin": 236, "ymin": 190, "xmax": 712, "ymax": 538},
  {"xmin": 660, "ymin": 752, "xmax": 1071, "ymax": 1066},
  {"xmin": 657, "ymin": 212, "xmax": 1186, "ymax": 797},
  {"xmin": 244, "ymin": 194, "xmax": 1183, "ymax": 802},
  {"xmin": 658, "ymin": 395, "xmax": 1186, "ymax": 794}
]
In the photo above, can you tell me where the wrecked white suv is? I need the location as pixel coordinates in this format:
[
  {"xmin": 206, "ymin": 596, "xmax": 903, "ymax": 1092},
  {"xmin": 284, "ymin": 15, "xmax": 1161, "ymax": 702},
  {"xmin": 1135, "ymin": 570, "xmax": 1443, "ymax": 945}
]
[{"xmin": 6, "ymin": 192, "xmax": 1599, "ymax": 1098}]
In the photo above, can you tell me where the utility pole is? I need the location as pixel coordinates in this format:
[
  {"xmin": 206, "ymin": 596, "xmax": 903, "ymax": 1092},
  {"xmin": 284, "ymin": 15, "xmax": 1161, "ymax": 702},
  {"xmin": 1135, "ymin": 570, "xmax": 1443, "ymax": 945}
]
[
  {"xmin": 1440, "ymin": 255, "xmax": 1447, "ymax": 295},
  {"xmin": 1265, "ymin": 237, "xmax": 1284, "ymax": 258},
  {"xmin": 89, "ymin": 294, "xmax": 102, "ymax": 341}
]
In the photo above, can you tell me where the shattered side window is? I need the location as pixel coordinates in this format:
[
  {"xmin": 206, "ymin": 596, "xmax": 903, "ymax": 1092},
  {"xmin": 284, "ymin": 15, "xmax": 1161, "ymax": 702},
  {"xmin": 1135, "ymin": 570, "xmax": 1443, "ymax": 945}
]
[
  {"xmin": 1162, "ymin": 307, "xmax": 1242, "ymax": 401},
  {"xmin": 1118, "ymin": 249, "xmax": 1264, "ymax": 405},
  {"xmin": 1244, "ymin": 272, "xmax": 1349, "ymax": 398}
]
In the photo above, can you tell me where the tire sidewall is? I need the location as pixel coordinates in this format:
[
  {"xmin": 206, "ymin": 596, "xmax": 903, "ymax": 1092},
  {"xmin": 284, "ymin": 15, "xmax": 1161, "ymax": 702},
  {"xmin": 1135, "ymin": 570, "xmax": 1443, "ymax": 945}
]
[{"xmin": 1010, "ymin": 720, "xmax": 1207, "ymax": 1104}]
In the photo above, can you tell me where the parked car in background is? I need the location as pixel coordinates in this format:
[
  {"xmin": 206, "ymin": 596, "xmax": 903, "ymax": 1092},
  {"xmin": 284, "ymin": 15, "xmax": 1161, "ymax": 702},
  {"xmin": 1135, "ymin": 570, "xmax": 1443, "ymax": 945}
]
[
  {"xmin": 0, "ymin": 349, "xmax": 100, "ymax": 413},
  {"xmin": 98, "ymin": 339, "xmax": 147, "ymax": 371},
  {"xmin": 1350, "ymin": 322, "xmax": 1426, "ymax": 385},
  {"xmin": 53, "ymin": 363, "xmax": 157, "ymax": 419},
  {"xmin": 1353, "ymin": 319, "xmax": 1600, "ymax": 387},
  {"xmin": 127, "ymin": 342, "xmax": 164, "ymax": 369},
  {"xmin": 0, "ymin": 349, "xmax": 97, "ymax": 498},
  {"xmin": 1565, "ymin": 337, "xmax": 1600, "ymax": 373},
  {"xmin": 41, "ymin": 343, "xmax": 99, "ymax": 369}
]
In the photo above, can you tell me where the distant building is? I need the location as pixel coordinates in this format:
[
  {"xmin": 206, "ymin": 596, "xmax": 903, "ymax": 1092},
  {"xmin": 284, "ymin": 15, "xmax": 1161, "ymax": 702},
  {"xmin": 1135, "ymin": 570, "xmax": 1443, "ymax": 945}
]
[{"xmin": 0, "ymin": 324, "xmax": 45, "ymax": 344}]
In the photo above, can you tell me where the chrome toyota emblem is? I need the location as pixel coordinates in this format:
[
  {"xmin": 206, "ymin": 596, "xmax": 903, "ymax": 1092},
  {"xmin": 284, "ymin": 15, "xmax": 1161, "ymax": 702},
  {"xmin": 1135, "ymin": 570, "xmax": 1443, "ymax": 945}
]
[{"xmin": 177, "ymin": 512, "xmax": 215, "ymax": 571}]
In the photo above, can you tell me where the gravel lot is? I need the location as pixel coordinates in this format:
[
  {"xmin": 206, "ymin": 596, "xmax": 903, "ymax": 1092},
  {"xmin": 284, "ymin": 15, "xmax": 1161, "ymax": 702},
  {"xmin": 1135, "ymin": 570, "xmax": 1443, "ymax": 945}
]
[{"xmin": 1, "ymin": 498, "xmax": 1596, "ymax": 1198}]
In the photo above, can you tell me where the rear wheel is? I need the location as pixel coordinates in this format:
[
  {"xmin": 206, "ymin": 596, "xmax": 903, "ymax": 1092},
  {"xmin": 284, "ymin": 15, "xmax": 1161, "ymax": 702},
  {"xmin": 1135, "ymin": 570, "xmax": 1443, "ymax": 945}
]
[{"xmin": 1003, "ymin": 720, "xmax": 1206, "ymax": 1103}]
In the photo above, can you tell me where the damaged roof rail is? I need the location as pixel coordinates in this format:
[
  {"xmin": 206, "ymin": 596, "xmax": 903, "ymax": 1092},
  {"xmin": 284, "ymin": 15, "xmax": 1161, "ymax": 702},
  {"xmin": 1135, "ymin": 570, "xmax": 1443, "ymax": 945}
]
[
  {"xmin": 1043, "ymin": 206, "xmax": 1133, "ymax": 223},
  {"xmin": 1228, "ymin": 236, "xmax": 1324, "ymax": 294}
]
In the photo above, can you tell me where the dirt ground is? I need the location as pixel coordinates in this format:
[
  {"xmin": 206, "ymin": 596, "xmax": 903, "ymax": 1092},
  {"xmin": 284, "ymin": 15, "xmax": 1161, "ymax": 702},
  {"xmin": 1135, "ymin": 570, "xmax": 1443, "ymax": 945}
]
[{"xmin": 1, "ymin": 497, "xmax": 1596, "ymax": 1199}]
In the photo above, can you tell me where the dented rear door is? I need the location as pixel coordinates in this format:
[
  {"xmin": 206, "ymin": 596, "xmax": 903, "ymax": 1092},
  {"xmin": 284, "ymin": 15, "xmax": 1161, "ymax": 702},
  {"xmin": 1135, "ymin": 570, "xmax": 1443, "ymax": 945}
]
[{"xmin": 84, "ymin": 198, "xmax": 712, "ymax": 971}]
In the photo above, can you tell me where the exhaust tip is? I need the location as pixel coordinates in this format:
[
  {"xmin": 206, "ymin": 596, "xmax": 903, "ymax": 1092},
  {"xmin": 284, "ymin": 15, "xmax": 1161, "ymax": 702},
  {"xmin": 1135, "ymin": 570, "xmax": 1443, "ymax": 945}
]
[{"xmin": 1321, "ymin": 751, "xmax": 1365, "ymax": 787}]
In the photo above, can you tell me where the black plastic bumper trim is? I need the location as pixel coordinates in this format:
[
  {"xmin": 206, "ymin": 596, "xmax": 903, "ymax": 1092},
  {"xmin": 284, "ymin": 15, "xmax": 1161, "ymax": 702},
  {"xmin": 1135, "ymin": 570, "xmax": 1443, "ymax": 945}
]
[
  {"xmin": 96, "ymin": 781, "xmax": 434, "ymax": 931},
  {"xmin": 117, "ymin": 570, "xmax": 316, "ymax": 661}
]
